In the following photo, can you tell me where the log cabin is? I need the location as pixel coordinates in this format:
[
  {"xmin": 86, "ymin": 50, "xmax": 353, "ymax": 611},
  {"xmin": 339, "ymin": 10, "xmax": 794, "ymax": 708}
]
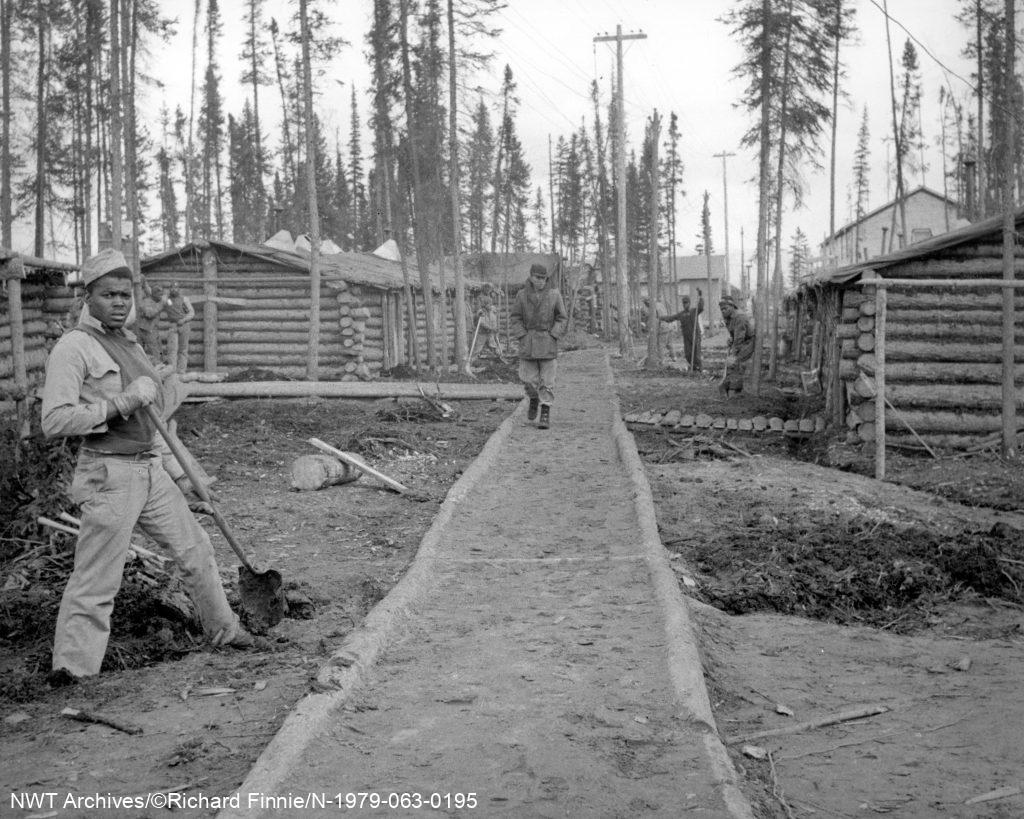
[
  {"xmin": 794, "ymin": 207, "xmax": 1024, "ymax": 450},
  {"xmin": 140, "ymin": 239, "xmax": 484, "ymax": 380}
]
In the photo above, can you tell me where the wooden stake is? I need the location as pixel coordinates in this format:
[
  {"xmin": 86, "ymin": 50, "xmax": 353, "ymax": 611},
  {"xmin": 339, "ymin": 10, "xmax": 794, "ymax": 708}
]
[
  {"xmin": 728, "ymin": 704, "xmax": 888, "ymax": 745},
  {"xmin": 875, "ymin": 279, "xmax": 887, "ymax": 480},
  {"xmin": 308, "ymin": 438, "xmax": 412, "ymax": 495}
]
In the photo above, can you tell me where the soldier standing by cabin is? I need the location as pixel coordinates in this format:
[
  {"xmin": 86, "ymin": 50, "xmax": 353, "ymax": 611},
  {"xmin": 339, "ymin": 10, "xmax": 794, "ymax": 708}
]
[
  {"xmin": 163, "ymin": 282, "xmax": 195, "ymax": 374},
  {"xmin": 134, "ymin": 282, "xmax": 166, "ymax": 362}
]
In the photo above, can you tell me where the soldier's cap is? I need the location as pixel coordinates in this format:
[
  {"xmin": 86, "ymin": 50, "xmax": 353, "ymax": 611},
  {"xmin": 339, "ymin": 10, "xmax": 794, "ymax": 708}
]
[
  {"xmin": 529, "ymin": 263, "xmax": 549, "ymax": 278},
  {"xmin": 719, "ymin": 295, "xmax": 737, "ymax": 307},
  {"xmin": 82, "ymin": 248, "xmax": 132, "ymax": 287}
]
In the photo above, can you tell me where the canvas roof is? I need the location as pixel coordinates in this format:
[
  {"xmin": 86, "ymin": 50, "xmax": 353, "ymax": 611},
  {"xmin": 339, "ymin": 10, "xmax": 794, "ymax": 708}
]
[
  {"xmin": 664, "ymin": 254, "xmax": 726, "ymax": 280},
  {"xmin": 142, "ymin": 239, "xmax": 484, "ymax": 293},
  {"xmin": 808, "ymin": 205, "xmax": 1024, "ymax": 287}
]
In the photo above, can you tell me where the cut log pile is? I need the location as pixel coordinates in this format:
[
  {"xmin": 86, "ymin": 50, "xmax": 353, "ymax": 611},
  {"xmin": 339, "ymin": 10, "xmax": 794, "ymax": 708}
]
[{"xmin": 838, "ymin": 276, "xmax": 1024, "ymax": 450}]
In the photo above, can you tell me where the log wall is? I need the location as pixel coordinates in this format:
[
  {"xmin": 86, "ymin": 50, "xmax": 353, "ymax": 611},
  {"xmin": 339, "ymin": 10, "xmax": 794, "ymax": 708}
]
[
  {"xmin": 832, "ymin": 250, "xmax": 1024, "ymax": 449},
  {"xmin": 144, "ymin": 250, "xmax": 473, "ymax": 380},
  {"xmin": 0, "ymin": 276, "xmax": 78, "ymax": 399}
]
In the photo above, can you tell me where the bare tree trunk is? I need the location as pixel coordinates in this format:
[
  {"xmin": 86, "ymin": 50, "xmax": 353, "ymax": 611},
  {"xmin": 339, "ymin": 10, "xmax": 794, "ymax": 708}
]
[
  {"xmin": 184, "ymin": 0, "xmax": 200, "ymax": 242},
  {"xmin": 1000, "ymin": 0, "xmax": 1016, "ymax": 457},
  {"xmin": 447, "ymin": 0, "xmax": 468, "ymax": 373},
  {"xmin": 298, "ymin": 0, "xmax": 320, "ymax": 380},
  {"xmin": 270, "ymin": 19, "xmax": 295, "ymax": 188},
  {"xmin": 752, "ymin": 0, "xmax": 772, "ymax": 396},
  {"xmin": 108, "ymin": 0, "xmax": 124, "ymax": 254},
  {"xmin": 769, "ymin": 0, "xmax": 795, "ymax": 382},
  {"xmin": 976, "ymin": 0, "xmax": 986, "ymax": 219},
  {"xmin": 33, "ymin": 0, "xmax": 46, "ymax": 256},
  {"xmin": 644, "ymin": 112, "xmax": 661, "ymax": 371},
  {"xmin": 0, "ymin": 0, "xmax": 11, "ymax": 248},
  {"xmin": 883, "ymin": 0, "xmax": 907, "ymax": 250},
  {"xmin": 398, "ymin": 0, "xmax": 438, "ymax": 372},
  {"xmin": 121, "ymin": 0, "xmax": 142, "ymax": 303},
  {"xmin": 828, "ymin": 1, "xmax": 841, "ymax": 241}
]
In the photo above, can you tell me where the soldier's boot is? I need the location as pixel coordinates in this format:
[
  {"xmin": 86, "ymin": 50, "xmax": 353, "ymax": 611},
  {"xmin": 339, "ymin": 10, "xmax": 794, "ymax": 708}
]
[
  {"xmin": 537, "ymin": 404, "xmax": 551, "ymax": 429},
  {"xmin": 527, "ymin": 396, "xmax": 539, "ymax": 421}
]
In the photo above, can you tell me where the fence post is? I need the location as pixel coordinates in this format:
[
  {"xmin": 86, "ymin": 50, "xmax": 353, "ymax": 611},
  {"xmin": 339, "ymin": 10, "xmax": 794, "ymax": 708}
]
[
  {"xmin": 2, "ymin": 258, "xmax": 29, "ymax": 439},
  {"xmin": 874, "ymin": 278, "xmax": 887, "ymax": 480}
]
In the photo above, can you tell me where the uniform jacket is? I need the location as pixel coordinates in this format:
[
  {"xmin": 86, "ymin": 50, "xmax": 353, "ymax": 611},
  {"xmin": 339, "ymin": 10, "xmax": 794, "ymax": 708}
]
[
  {"xmin": 509, "ymin": 280, "xmax": 568, "ymax": 360},
  {"xmin": 726, "ymin": 310, "xmax": 756, "ymax": 362},
  {"xmin": 41, "ymin": 312, "xmax": 184, "ymax": 479}
]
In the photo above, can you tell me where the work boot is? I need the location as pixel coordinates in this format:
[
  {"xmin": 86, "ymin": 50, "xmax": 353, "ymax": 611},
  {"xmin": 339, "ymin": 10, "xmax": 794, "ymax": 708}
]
[
  {"xmin": 537, "ymin": 404, "xmax": 550, "ymax": 429},
  {"xmin": 527, "ymin": 396, "xmax": 539, "ymax": 421}
]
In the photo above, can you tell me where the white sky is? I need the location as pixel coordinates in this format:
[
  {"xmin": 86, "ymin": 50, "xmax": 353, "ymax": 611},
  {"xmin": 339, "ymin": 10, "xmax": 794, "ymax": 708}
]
[{"xmin": 20, "ymin": 0, "xmax": 981, "ymax": 277}]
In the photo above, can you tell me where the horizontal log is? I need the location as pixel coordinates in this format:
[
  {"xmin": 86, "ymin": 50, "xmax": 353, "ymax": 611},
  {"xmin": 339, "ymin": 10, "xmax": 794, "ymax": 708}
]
[
  {"xmin": 882, "ymin": 361, "xmax": 1024, "ymax": 384},
  {"xmin": 887, "ymin": 321, "xmax": 1022, "ymax": 341},
  {"xmin": 857, "ymin": 401, "xmax": 1010, "ymax": 433},
  {"xmin": 186, "ymin": 380, "xmax": 524, "ymax": 399},
  {"xmin": 0, "ymin": 347, "xmax": 48, "ymax": 378},
  {"xmin": 857, "ymin": 353, "xmax": 876, "ymax": 374},
  {"xmin": 857, "ymin": 316, "xmax": 874, "ymax": 332},
  {"xmin": 857, "ymin": 332, "xmax": 875, "ymax": 352},
  {"xmin": 885, "ymin": 291, "xmax": 1024, "ymax": 310},
  {"xmin": 883, "ymin": 431, "xmax": 1017, "ymax": 450},
  {"xmin": 884, "ymin": 259, "xmax": 1024, "ymax": 277},
  {"xmin": 859, "ymin": 300, "xmax": 876, "ymax": 317},
  {"xmin": 0, "ymin": 319, "xmax": 47, "ymax": 340},
  {"xmin": 206, "ymin": 309, "xmax": 340, "ymax": 322},
  {"xmin": 841, "ymin": 306, "xmax": 861, "ymax": 322},
  {"xmin": 882, "ymin": 340, "xmax": 1024, "ymax": 362},
  {"xmin": 216, "ymin": 331, "xmax": 351, "ymax": 344},
  {"xmin": 885, "ymin": 383, "xmax": 1024, "ymax": 410},
  {"xmin": 216, "ymin": 342, "xmax": 365, "ymax": 355},
  {"xmin": 836, "ymin": 323, "xmax": 860, "ymax": 340},
  {"xmin": 886, "ymin": 309, "xmax": 1024, "ymax": 327},
  {"xmin": 839, "ymin": 358, "xmax": 859, "ymax": 380}
]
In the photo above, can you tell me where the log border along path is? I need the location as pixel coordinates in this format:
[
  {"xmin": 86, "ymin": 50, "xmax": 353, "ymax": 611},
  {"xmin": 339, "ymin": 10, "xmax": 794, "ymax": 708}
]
[{"xmin": 219, "ymin": 348, "xmax": 752, "ymax": 818}]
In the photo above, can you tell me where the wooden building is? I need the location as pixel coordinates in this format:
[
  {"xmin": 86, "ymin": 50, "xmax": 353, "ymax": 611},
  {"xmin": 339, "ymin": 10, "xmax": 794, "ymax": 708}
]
[
  {"xmin": 1, "ymin": 251, "xmax": 79, "ymax": 406},
  {"xmin": 141, "ymin": 240, "xmax": 483, "ymax": 379},
  {"xmin": 794, "ymin": 208, "xmax": 1024, "ymax": 450}
]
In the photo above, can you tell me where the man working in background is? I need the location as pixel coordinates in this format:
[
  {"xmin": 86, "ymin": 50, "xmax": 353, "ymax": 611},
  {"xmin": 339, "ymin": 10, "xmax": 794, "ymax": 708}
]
[
  {"xmin": 41, "ymin": 249, "xmax": 252, "ymax": 684},
  {"xmin": 163, "ymin": 281, "xmax": 195, "ymax": 374},
  {"xmin": 719, "ymin": 295, "xmax": 756, "ymax": 398},
  {"xmin": 661, "ymin": 290, "xmax": 703, "ymax": 372},
  {"xmin": 134, "ymin": 282, "xmax": 165, "ymax": 362}
]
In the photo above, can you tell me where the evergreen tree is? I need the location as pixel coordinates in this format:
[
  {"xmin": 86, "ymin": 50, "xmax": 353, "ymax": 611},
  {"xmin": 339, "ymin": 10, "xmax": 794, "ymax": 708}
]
[
  {"xmin": 696, "ymin": 190, "xmax": 713, "ymax": 255},
  {"xmin": 228, "ymin": 101, "xmax": 267, "ymax": 243},
  {"xmin": 788, "ymin": 226, "xmax": 809, "ymax": 288},
  {"xmin": 897, "ymin": 39, "xmax": 925, "ymax": 186},
  {"xmin": 851, "ymin": 105, "xmax": 870, "ymax": 258},
  {"xmin": 532, "ymin": 186, "xmax": 546, "ymax": 251},
  {"xmin": 240, "ymin": 0, "xmax": 270, "ymax": 239},
  {"xmin": 465, "ymin": 97, "xmax": 493, "ymax": 253}
]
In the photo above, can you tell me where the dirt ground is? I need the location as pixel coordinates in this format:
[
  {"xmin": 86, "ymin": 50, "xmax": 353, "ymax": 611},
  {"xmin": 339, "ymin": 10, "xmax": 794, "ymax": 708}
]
[
  {"xmin": 1, "ymin": 395, "xmax": 507, "ymax": 816},
  {"xmin": 616, "ymin": 351, "xmax": 1024, "ymax": 819},
  {"xmin": 3, "ymin": 336, "xmax": 1023, "ymax": 818}
]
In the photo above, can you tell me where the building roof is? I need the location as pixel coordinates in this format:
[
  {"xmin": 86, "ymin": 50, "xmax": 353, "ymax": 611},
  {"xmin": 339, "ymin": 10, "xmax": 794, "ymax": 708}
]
[
  {"xmin": 0, "ymin": 248, "xmax": 79, "ymax": 277},
  {"xmin": 824, "ymin": 185, "xmax": 958, "ymax": 243},
  {"xmin": 809, "ymin": 204, "xmax": 1024, "ymax": 286},
  {"xmin": 665, "ymin": 254, "xmax": 726, "ymax": 280},
  {"xmin": 142, "ymin": 239, "xmax": 483, "ymax": 293}
]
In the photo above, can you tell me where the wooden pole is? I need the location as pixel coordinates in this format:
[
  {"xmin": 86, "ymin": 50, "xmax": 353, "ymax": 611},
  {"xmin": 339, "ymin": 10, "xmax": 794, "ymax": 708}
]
[
  {"xmin": 201, "ymin": 245, "xmax": 218, "ymax": 372},
  {"xmin": 874, "ymin": 278, "xmax": 887, "ymax": 480},
  {"xmin": 1001, "ymin": 0, "xmax": 1017, "ymax": 458},
  {"xmin": 645, "ymin": 111, "xmax": 661, "ymax": 370},
  {"xmin": 2, "ymin": 258, "xmax": 27, "ymax": 438},
  {"xmin": 298, "ymin": 0, "xmax": 321, "ymax": 381}
]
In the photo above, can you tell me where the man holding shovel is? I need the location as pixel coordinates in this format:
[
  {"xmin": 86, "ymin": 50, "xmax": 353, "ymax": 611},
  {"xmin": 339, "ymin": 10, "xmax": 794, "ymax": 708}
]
[{"xmin": 41, "ymin": 248, "xmax": 253, "ymax": 685}]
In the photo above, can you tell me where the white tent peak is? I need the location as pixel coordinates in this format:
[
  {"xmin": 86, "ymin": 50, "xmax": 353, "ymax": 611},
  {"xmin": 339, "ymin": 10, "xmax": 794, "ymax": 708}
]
[
  {"xmin": 264, "ymin": 230, "xmax": 294, "ymax": 252},
  {"xmin": 371, "ymin": 239, "xmax": 401, "ymax": 261}
]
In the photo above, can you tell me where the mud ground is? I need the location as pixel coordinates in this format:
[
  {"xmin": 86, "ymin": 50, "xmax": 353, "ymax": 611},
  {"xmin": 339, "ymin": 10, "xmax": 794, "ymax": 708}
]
[
  {"xmin": 616, "ymin": 353, "xmax": 1024, "ymax": 819},
  {"xmin": 3, "ymin": 338, "xmax": 1023, "ymax": 818},
  {"xmin": 1, "ymin": 396, "xmax": 506, "ymax": 815}
]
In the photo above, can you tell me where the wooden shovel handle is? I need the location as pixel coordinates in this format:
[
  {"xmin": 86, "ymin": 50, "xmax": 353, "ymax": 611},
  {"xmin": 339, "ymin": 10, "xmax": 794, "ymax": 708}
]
[
  {"xmin": 144, "ymin": 405, "xmax": 257, "ymax": 573},
  {"xmin": 308, "ymin": 438, "xmax": 411, "ymax": 494}
]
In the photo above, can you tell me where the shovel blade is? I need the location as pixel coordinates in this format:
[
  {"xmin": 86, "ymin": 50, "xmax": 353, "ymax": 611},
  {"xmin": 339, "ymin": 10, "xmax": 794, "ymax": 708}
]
[{"xmin": 238, "ymin": 566, "xmax": 287, "ymax": 632}]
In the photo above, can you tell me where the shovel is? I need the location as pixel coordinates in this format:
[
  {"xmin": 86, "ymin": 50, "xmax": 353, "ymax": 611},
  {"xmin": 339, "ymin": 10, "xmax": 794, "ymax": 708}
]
[{"xmin": 144, "ymin": 405, "xmax": 286, "ymax": 631}]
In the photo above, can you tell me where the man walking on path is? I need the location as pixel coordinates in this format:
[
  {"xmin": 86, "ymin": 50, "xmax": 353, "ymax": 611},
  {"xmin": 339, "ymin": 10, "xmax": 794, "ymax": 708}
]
[
  {"xmin": 509, "ymin": 263, "xmax": 567, "ymax": 429},
  {"xmin": 719, "ymin": 295, "xmax": 756, "ymax": 398},
  {"xmin": 41, "ymin": 249, "xmax": 252, "ymax": 684},
  {"xmin": 661, "ymin": 290, "xmax": 703, "ymax": 372},
  {"xmin": 163, "ymin": 282, "xmax": 195, "ymax": 374},
  {"xmin": 471, "ymin": 291, "xmax": 505, "ymax": 363}
]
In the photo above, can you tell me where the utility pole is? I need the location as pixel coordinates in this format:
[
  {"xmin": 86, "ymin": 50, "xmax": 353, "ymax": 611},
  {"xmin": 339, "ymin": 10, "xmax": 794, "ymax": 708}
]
[
  {"xmin": 595, "ymin": 25, "xmax": 646, "ymax": 357},
  {"xmin": 713, "ymin": 150, "xmax": 735, "ymax": 334},
  {"xmin": 645, "ymin": 110, "xmax": 661, "ymax": 371},
  {"xmin": 739, "ymin": 226, "xmax": 746, "ymax": 300}
]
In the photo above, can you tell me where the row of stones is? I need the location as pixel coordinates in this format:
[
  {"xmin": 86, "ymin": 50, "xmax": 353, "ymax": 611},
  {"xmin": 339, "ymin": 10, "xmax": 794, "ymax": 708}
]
[{"xmin": 623, "ymin": 408, "xmax": 826, "ymax": 434}]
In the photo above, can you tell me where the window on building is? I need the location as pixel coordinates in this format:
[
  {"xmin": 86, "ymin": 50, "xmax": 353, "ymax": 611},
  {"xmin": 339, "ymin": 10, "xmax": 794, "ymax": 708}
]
[{"xmin": 910, "ymin": 228, "xmax": 933, "ymax": 244}]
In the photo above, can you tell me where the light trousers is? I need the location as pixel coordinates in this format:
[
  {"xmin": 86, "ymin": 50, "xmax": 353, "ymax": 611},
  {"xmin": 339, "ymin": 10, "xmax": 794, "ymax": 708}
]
[
  {"xmin": 53, "ymin": 451, "xmax": 239, "ymax": 676},
  {"xmin": 518, "ymin": 357, "xmax": 557, "ymax": 406}
]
